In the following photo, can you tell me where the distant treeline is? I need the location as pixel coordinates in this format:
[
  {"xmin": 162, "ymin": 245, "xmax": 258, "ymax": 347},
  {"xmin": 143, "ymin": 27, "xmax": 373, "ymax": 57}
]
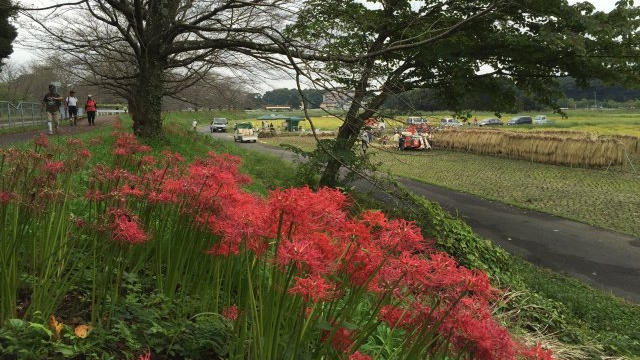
[
  {"xmin": 559, "ymin": 77, "xmax": 640, "ymax": 102},
  {"xmin": 384, "ymin": 78, "xmax": 640, "ymax": 112},
  {"xmin": 256, "ymin": 89, "xmax": 324, "ymax": 109},
  {"xmin": 259, "ymin": 78, "xmax": 640, "ymax": 112}
]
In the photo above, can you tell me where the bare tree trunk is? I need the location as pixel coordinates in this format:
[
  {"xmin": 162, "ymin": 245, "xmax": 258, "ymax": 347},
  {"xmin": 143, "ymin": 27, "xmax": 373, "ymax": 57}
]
[
  {"xmin": 319, "ymin": 97, "xmax": 366, "ymax": 187},
  {"xmin": 131, "ymin": 62, "xmax": 165, "ymax": 138}
]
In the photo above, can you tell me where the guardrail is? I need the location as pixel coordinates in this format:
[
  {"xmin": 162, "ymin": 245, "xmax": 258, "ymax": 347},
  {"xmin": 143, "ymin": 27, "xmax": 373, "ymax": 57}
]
[{"xmin": 97, "ymin": 109, "xmax": 126, "ymax": 115}]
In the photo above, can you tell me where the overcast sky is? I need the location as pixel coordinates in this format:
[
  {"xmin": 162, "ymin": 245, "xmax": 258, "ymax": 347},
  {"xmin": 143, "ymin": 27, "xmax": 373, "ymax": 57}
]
[{"xmin": 6, "ymin": 0, "xmax": 623, "ymax": 91}]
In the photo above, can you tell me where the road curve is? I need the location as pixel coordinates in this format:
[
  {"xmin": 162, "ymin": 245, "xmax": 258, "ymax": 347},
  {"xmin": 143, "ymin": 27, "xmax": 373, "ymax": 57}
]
[{"xmin": 203, "ymin": 129, "xmax": 640, "ymax": 303}]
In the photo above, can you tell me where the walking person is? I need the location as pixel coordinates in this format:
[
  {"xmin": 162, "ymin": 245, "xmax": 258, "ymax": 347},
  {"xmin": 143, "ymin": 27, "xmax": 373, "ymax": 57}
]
[
  {"xmin": 360, "ymin": 130, "xmax": 370, "ymax": 154},
  {"xmin": 65, "ymin": 90, "xmax": 79, "ymax": 126},
  {"xmin": 85, "ymin": 95, "xmax": 97, "ymax": 126},
  {"xmin": 43, "ymin": 84, "xmax": 63, "ymax": 135}
]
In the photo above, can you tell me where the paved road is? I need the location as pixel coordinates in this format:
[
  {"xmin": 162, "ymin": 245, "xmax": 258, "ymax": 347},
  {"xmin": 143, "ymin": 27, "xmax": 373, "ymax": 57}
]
[
  {"xmin": 203, "ymin": 129, "xmax": 640, "ymax": 303},
  {"xmin": 0, "ymin": 116, "xmax": 117, "ymax": 148}
]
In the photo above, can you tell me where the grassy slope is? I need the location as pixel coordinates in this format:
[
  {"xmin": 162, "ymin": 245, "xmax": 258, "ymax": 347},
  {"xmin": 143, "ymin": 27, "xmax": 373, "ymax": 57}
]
[{"xmin": 350, "ymin": 189, "xmax": 640, "ymax": 358}]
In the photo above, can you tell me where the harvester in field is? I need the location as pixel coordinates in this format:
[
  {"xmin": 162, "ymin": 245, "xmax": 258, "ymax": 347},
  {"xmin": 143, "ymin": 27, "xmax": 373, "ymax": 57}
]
[{"xmin": 398, "ymin": 125, "xmax": 432, "ymax": 151}]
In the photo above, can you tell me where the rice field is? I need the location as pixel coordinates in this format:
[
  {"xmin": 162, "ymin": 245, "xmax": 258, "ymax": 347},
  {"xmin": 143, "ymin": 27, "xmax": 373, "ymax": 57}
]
[
  {"xmin": 261, "ymin": 136, "xmax": 640, "ymax": 237},
  {"xmin": 431, "ymin": 128, "xmax": 633, "ymax": 167}
]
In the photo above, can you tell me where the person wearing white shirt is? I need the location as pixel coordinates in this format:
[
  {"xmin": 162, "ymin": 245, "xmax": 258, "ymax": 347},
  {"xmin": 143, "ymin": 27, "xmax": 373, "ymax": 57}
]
[{"xmin": 65, "ymin": 90, "xmax": 79, "ymax": 126}]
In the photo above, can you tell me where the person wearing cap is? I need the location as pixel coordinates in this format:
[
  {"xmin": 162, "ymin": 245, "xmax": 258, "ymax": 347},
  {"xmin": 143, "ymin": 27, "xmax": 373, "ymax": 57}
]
[
  {"xmin": 42, "ymin": 84, "xmax": 63, "ymax": 134},
  {"xmin": 85, "ymin": 95, "xmax": 97, "ymax": 126},
  {"xmin": 65, "ymin": 90, "xmax": 79, "ymax": 126}
]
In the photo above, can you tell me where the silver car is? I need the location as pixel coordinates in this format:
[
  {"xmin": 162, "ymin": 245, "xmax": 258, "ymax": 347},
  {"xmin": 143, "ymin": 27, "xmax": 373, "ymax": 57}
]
[
  {"xmin": 441, "ymin": 118, "xmax": 462, "ymax": 127},
  {"xmin": 210, "ymin": 118, "xmax": 228, "ymax": 132},
  {"xmin": 534, "ymin": 115, "xmax": 552, "ymax": 125},
  {"xmin": 478, "ymin": 118, "xmax": 503, "ymax": 126}
]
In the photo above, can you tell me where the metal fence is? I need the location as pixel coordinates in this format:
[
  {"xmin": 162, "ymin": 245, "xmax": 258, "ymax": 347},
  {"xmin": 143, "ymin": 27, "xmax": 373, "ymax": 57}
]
[
  {"xmin": 0, "ymin": 101, "xmax": 48, "ymax": 129},
  {"xmin": 0, "ymin": 101, "xmax": 90, "ymax": 130}
]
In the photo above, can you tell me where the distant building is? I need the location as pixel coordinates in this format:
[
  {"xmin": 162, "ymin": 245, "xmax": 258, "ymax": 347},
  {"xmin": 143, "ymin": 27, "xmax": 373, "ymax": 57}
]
[{"xmin": 320, "ymin": 90, "xmax": 353, "ymax": 110}]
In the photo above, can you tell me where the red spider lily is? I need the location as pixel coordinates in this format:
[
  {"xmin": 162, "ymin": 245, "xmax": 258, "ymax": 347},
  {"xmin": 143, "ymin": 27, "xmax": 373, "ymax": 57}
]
[
  {"xmin": 266, "ymin": 186, "xmax": 349, "ymax": 239},
  {"xmin": 137, "ymin": 349, "xmax": 151, "ymax": 360},
  {"xmin": 137, "ymin": 145, "xmax": 152, "ymax": 153},
  {"xmin": 288, "ymin": 275, "xmax": 335, "ymax": 303},
  {"xmin": 44, "ymin": 161, "xmax": 65, "ymax": 174},
  {"xmin": 113, "ymin": 132, "xmax": 152, "ymax": 156},
  {"xmin": 161, "ymin": 150, "xmax": 184, "ymax": 165},
  {"xmin": 109, "ymin": 208, "xmax": 148, "ymax": 245},
  {"xmin": 330, "ymin": 327, "xmax": 353, "ymax": 352},
  {"xmin": 0, "ymin": 191, "xmax": 13, "ymax": 204},
  {"xmin": 79, "ymin": 136, "xmax": 548, "ymax": 360},
  {"xmin": 114, "ymin": 147, "xmax": 129, "ymax": 156},
  {"xmin": 349, "ymin": 352, "xmax": 371, "ymax": 360},
  {"xmin": 66, "ymin": 138, "xmax": 83, "ymax": 147},
  {"xmin": 78, "ymin": 149, "xmax": 91, "ymax": 159},
  {"xmin": 34, "ymin": 133, "xmax": 49, "ymax": 148},
  {"xmin": 222, "ymin": 305, "xmax": 239, "ymax": 321},
  {"xmin": 378, "ymin": 305, "xmax": 415, "ymax": 329},
  {"xmin": 519, "ymin": 343, "xmax": 554, "ymax": 360},
  {"xmin": 118, "ymin": 184, "xmax": 144, "ymax": 198},
  {"xmin": 85, "ymin": 189, "xmax": 105, "ymax": 201},
  {"xmin": 141, "ymin": 155, "xmax": 154, "ymax": 166}
]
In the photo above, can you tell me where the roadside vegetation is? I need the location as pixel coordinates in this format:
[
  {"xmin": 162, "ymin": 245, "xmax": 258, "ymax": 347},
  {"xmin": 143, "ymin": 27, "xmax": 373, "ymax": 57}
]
[
  {"xmin": 350, "ymin": 188, "xmax": 640, "ymax": 358},
  {"xmin": 0, "ymin": 116, "xmax": 558, "ymax": 359},
  {"xmin": 170, "ymin": 113, "xmax": 640, "ymax": 357}
]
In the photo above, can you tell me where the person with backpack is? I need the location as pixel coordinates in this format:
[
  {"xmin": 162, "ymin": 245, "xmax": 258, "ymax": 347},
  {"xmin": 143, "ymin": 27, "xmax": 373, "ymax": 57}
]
[
  {"xmin": 85, "ymin": 95, "xmax": 97, "ymax": 126},
  {"xmin": 65, "ymin": 90, "xmax": 79, "ymax": 126},
  {"xmin": 42, "ymin": 84, "xmax": 63, "ymax": 134}
]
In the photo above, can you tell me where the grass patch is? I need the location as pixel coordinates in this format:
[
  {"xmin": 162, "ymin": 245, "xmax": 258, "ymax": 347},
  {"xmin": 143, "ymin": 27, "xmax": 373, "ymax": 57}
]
[
  {"xmin": 263, "ymin": 136, "xmax": 640, "ymax": 238},
  {"xmin": 0, "ymin": 123, "xmax": 47, "ymax": 135}
]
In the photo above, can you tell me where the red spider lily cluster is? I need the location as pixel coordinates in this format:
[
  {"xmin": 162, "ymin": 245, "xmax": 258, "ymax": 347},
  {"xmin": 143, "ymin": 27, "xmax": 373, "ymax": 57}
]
[
  {"xmin": 0, "ymin": 131, "xmax": 553, "ymax": 359},
  {"xmin": 0, "ymin": 135, "xmax": 93, "ymax": 209},
  {"xmin": 79, "ymin": 132, "xmax": 553, "ymax": 360},
  {"xmin": 222, "ymin": 305, "xmax": 239, "ymax": 321}
]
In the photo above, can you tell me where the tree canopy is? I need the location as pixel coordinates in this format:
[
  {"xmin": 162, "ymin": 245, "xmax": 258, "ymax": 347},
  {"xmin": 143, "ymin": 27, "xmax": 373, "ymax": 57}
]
[
  {"xmin": 283, "ymin": 0, "xmax": 640, "ymax": 185},
  {"xmin": 0, "ymin": 0, "xmax": 17, "ymax": 72}
]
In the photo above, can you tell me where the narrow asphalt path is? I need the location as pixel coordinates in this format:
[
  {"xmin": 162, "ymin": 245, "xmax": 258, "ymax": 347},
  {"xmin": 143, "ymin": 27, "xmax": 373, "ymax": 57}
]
[
  {"xmin": 203, "ymin": 129, "xmax": 640, "ymax": 303},
  {"xmin": 0, "ymin": 116, "xmax": 118, "ymax": 148}
]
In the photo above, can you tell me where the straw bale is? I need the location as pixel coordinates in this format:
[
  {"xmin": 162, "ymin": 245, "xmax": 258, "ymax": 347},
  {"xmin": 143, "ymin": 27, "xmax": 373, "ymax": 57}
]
[{"xmin": 432, "ymin": 129, "xmax": 626, "ymax": 167}]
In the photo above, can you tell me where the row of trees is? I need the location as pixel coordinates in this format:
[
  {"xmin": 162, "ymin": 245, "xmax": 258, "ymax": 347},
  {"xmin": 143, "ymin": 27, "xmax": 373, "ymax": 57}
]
[
  {"xmin": 258, "ymin": 88, "xmax": 324, "ymax": 109},
  {"xmin": 0, "ymin": 58, "xmax": 259, "ymax": 110},
  {"xmin": 5, "ymin": 0, "xmax": 640, "ymax": 186}
]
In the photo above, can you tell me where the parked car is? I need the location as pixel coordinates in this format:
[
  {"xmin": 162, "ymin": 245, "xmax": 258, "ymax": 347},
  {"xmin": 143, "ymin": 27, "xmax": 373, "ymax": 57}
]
[
  {"xmin": 233, "ymin": 122, "xmax": 258, "ymax": 143},
  {"xmin": 210, "ymin": 118, "xmax": 228, "ymax": 132},
  {"xmin": 534, "ymin": 115, "xmax": 552, "ymax": 125},
  {"xmin": 478, "ymin": 118, "xmax": 503, "ymax": 126},
  {"xmin": 406, "ymin": 117, "xmax": 426, "ymax": 125},
  {"xmin": 440, "ymin": 118, "xmax": 462, "ymax": 127},
  {"xmin": 506, "ymin": 116, "xmax": 532, "ymax": 125}
]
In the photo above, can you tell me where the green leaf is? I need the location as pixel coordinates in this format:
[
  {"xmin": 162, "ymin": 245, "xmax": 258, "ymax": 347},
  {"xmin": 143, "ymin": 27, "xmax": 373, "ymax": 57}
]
[
  {"xmin": 316, "ymin": 319, "xmax": 333, "ymax": 331},
  {"xmin": 7, "ymin": 319, "xmax": 25, "ymax": 328}
]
